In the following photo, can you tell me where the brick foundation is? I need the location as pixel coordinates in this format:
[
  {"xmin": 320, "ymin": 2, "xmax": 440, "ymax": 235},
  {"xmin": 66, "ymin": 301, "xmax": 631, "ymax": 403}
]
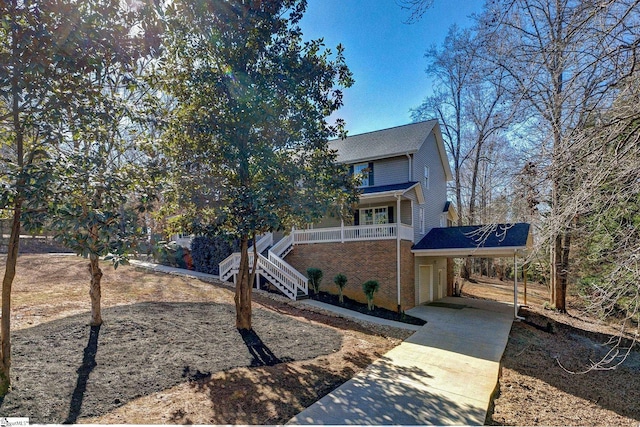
[{"xmin": 285, "ymin": 240, "xmax": 415, "ymax": 312}]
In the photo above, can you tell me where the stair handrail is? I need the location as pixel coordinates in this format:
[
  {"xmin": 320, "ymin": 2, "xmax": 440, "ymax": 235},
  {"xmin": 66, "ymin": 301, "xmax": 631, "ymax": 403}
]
[
  {"xmin": 270, "ymin": 233, "xmax": 293, "ymax": 257},
  {"xmin": 268, "ymin": 251, "xmax": 308, "ymax": 294},
  {"xmin": 250, "ymin": 233, "xmax": 273, "ymax": 254},
  {"xmin": 257, "ymin": 254, "xmax": 297, "ymax": 299},
  {"xmin": 219, "ymin": 252, "xmax": 240, "ymax": 280},
  {"xmin": 219, "ymin": 231, "xmax": 306, "ymax": 300}
]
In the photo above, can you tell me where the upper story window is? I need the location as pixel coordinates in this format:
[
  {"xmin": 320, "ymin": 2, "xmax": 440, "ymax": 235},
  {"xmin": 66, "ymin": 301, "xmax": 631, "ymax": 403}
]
[
  {"xmin": 353, "ymin": 162, "xmax": 373, "ymax": 187},
  {"xmin": 424, "ymin": 166, "xmax": 430, "ymax": 190}
]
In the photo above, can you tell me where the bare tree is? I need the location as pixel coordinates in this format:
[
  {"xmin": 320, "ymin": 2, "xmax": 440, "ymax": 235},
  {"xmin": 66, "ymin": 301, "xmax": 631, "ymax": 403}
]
[{"xmin": 477, "ymin": 0, "xmax": 640, "ymax": 311}]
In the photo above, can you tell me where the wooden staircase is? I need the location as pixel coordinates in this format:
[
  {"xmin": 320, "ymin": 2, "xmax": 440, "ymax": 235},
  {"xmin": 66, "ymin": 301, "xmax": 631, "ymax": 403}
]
[{"xmin": 219, "ymin": 233, "xmax": 308, "ymax": 300}]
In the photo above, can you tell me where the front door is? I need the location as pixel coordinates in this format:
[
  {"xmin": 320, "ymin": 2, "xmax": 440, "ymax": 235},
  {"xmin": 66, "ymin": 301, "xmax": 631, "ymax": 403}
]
[{"xmin": 418, "ymin": 265, "xmax": 433, "ymax": 304}]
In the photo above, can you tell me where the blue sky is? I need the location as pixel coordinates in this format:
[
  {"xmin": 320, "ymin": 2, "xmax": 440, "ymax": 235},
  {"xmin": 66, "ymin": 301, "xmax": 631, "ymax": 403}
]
[{"xmin": 300, "ymin": 0, "xmax": 484, "ymax": 136}]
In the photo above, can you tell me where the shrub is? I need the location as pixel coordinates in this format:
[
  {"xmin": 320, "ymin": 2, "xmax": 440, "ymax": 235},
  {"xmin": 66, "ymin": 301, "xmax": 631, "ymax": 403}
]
[
  {"xmin": 334, "ymin": 273, "xmax": 348, "ymax": 304},
  {"xmin": 362, "ymin": 280, "xmax": 380, "ymax": 311},
  {"xmin": 153, "ymin": 241, "xmax": 177, "ymax": 266},
  {"xmin": 307, "ymin": 268, "xmax": 323, "ymax": 293},
  {"xmin": 191, "ymin": 235, "xmax": 239, "ymax": 275},
  {"xmin": 153, "ymin": 241, "xmax": 193, "ymax": 269}
]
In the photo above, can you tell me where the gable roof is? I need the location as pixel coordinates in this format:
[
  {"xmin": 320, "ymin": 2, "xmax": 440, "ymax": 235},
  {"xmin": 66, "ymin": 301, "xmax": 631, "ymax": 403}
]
[
  {"xmin": 412, "ymin": 223, "xmax": 532, "ymax": 257},
  {"xmin": 329, "ymin": 120, "xmax": 438, "ymax": 164}
]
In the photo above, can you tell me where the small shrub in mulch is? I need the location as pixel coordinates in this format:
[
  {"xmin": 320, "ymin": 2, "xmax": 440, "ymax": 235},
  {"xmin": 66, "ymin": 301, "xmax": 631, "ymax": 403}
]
[
  {"xmin": 306, "ymin": 268, "xmax": 323, "ymax": 294},
  {"xmin": 311, "ymin": 291, "xmax": 426, "ymax": 326}
]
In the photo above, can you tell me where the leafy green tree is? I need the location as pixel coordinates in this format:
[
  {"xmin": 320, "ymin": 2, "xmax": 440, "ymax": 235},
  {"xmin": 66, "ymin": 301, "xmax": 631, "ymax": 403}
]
[
  {"xmin": 47, "ymin": 2, "xmax": 162, "ymax": 327},
  {"xmin": 0, "ymin": 0, "xmax": 156, "ymax": 394},
  {"xmin": 362, "ymin": 280, "xmax": 380, "ymax": 311},
  {"xmin": 334, "ymin": 273, "xmax": 348, "ymax": 304},
  {"xmin": 157, "ymin": 0, "xmax": 356, "ymax": 330}
]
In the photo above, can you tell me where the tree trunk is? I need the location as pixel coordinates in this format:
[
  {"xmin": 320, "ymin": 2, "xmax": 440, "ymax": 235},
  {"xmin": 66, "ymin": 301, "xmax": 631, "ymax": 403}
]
[
  {"xmin": 1, "ymin": 3, "xmax": 23, "ymax": 394},
  {"xmin": 554, "ymin": 230, "xmax": 571, "ymax": 312},
  {"xmin": 235, "ymin": 235, "xmax": 253, "ymax": 330},
  {"xmin": 0, "ymin": 202, "xmax": 22, "ymax": 395},
  {"xmin": 88, "ymin": 255, "xmax": 103, "ymax": 326}
]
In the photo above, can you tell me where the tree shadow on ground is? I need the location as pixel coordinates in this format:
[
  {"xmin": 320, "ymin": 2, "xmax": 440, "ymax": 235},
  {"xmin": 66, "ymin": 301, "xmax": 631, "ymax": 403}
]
[
  {"xmin": 0, "ymin": 301, "xmax": 342, "ymax": 424},
  {"xmin": 288, "ymin": 355, "xmax": 486, "ymax": 425},
  {"xmin": 64, "ymin": 325, "xmax": 101, "ymax": 424},
  {"xmin": 496, "ymin": 309, "xmax": 640, "ymax": 423},
  {"xmin": 180, "ymin": 349, "xmax": 485, "ymax": 425},
  {"xmin": 177, "ymin": 349, "xmax": 372, "ymax": 424},
  {"xmin": 239, "ymin": 328, "xmax": 292, "ymax": 367}
]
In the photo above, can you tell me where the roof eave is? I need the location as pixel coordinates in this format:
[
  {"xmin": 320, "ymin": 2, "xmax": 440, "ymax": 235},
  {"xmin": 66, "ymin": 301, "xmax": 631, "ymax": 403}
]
[
  {"xmin": 411, "ymin": 246, "xmax": 529, "ymax": 257},
  {"xmin": 337, "ymin": 150, "xmax": 419, "ymax": 165},
  {"xmin": 359, "ymin": 182, "xmax": 422, "ymax": 202},
  {"xmin": 360, "ymin": 189, "xmax": 408, "ymax": 200}
]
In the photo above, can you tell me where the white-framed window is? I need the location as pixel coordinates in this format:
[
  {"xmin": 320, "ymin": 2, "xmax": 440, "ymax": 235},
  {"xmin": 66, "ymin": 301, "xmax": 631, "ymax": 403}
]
[
  {"xmin": 354, "ymin": 162, "xmax": 370, "ymax": 187},
  {"xmin": 360, "ymin": 207, "xmax": 388, "ymax": 225},
  {"xmin": 424, "ymin": 166, "xmax": 430, "ymax": 190},
  {"xmin": 440, "ymin": 213, "xmax": 446, "ymax": 227},
  {"xmin": 420, "ymin": 207, "xmax": 425, "ymax": 234}
]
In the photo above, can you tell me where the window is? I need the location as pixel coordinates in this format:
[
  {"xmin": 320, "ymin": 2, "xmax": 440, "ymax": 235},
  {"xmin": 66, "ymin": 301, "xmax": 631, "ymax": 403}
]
[
  {"xmin": 420, "ymin": 207, "xmax": 425, "ymax": 234},
  {"xmin": 354, "ymin": 162, "xmax": 371, "ymax": 187},
  {"xmin": 424, "ymin": 166, "xmax": 430, "ymax": 190},
  {"xmin": 360, "ymin": 207, "xmax": 388, "ymax": 225}
]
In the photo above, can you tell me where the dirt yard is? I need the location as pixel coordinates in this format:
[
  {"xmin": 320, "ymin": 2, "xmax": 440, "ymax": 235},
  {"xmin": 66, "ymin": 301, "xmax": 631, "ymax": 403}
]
[
  {"xmin": 0, "ymin": 255, "xmax": 410, "ymax": 424},
  {"xmin": 462, "ymin": 276, "xmax": 640, "ymax": 426}
]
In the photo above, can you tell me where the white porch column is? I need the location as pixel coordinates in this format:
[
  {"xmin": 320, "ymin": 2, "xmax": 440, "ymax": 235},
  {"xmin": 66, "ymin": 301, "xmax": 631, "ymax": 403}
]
[
  {"xmin": 514, "ymin": 251, "xmax": 524, "ymax": 320},
  {"xmin": 396, "ymin": 195, "xmax": 402, "ymax": 311}
]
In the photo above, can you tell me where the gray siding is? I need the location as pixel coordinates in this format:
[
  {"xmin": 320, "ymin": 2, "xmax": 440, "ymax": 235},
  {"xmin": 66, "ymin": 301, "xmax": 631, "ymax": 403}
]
[
  {"xmin": 401, "ymin": 199, "xmax": 413, "ymax": 226},
  {"xmin": 411, "ymin": 132, "xmax": 449, "ymax": 242},
  {"xmin": 370, "ymin": 156, "xmax": 410, "ymax": 186}
]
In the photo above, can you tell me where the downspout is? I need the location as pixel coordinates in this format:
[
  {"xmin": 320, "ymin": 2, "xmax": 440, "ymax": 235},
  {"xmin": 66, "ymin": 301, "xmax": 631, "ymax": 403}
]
[
  {"xmin": 405, "ymin": 153, "xmax": 412, "ymax": 181},
  {"xmin": 396, "ymin": 194, "xmax": 402, "ymax": 312}
]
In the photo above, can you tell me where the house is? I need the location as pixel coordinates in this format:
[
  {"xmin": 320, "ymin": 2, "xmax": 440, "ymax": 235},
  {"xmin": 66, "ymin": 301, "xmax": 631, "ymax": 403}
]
[
  {"xmin": 284, "ymin": 120, "xmax": 454, "ymax": 311},
  {"xmin": 219, "ymin": 120, "xmax": 531, "ymax": 313}
]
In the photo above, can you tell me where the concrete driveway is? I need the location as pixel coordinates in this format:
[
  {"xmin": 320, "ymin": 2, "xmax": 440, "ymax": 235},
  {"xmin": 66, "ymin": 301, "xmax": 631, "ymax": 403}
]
[{"xmin": 288, "ymin": 297, "xmax": 515, "ymax": 425}]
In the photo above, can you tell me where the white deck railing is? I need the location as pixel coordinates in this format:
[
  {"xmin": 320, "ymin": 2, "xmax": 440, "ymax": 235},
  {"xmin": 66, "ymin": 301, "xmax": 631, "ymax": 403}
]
[{"xmin": 293, "ymin": 223, "xmax": 414, "ymax": 244}]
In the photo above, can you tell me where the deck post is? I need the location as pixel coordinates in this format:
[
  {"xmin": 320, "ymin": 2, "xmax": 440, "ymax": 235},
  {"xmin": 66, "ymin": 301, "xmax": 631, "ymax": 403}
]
[
  {"xmin": 514, "ymin": 252, "xmax": 524, "ymax": 320},
  {"xmin": 341, "ymin": 219, "xmax": 344, "ymax": 243}
]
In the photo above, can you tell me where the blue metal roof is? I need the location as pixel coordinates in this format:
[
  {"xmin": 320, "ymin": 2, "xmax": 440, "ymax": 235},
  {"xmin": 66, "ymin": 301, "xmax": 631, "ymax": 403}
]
[
  {"xmin": 361, "ymin": 181, "xmax": 419, "ymax": 195},
  {"xmin": 413, "ymin": 223, "xmax": 531, "ymax": 251}
]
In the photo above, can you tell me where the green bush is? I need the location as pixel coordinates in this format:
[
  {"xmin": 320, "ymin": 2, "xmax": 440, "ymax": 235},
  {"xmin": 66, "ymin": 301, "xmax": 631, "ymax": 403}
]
[
  {"xmin": 362, "ymin": 280, "xmax": 380, "ymax": 311},
  {"xmin": 334, "ymin": 273, "xmax": 348, "ymax": 304},
  {"xmin": 191, "ymin": 235, "xmax": 239, "ymax": 275},
  {"xmin": 153, "ymin": 241, "xmax": 193, "ymax": 269},
  {"xmin": 307, "ymin": 268, "xmax": 323, "ymax": 293}
]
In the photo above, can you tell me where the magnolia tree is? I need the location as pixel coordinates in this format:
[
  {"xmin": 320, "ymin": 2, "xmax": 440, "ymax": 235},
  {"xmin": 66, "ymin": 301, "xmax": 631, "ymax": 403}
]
[
  {"xmin": 47, "ymin": 1, "xmax": 162, "ymax": 327},
  {"xmin": 157, "ymin": 0, "xmax": 358, "ymax": 330},
  {"xmin": 0, "ymin": 0, "xmax": 159, "ymax": 395}
]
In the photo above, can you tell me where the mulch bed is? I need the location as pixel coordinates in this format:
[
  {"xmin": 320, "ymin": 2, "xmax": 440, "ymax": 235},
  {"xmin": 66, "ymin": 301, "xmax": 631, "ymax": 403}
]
[
  {"xmin": 0, "ymin": 301, "xmax": 342, "ymax": 424},
  {"xmin": 311, "ymin": 291, "xmax": 426, "ymax": 326}
]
